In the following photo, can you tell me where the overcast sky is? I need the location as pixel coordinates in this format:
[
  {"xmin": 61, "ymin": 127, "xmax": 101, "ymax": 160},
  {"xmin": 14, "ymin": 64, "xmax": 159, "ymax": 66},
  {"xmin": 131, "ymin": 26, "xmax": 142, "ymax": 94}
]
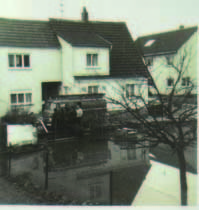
[{"xmin": 0, "ymin": 0, "xmax": 198, "ymax": 39}]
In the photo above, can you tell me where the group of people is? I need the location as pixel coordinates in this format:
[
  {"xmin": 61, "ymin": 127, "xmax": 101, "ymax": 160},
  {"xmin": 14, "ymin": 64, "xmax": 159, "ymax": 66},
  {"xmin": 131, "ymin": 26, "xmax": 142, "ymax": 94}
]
[{"xmin": 52, "ymin": 102, "xmax": 83, "ymax": 136}]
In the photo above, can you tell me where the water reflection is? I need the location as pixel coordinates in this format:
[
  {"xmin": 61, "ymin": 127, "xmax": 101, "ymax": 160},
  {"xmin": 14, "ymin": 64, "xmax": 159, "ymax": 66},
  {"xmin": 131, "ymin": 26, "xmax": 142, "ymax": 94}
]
[{"xmin": 47, "ymin": 135, "xmax": 150, "ymax": 205}]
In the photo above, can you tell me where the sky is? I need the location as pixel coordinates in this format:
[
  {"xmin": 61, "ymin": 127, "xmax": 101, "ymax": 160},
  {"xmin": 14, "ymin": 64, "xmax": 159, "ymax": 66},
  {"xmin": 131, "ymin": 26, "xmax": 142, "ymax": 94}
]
[{"xmin": 0, "ymin": 0, "xmax": 198, "ymax": 39}]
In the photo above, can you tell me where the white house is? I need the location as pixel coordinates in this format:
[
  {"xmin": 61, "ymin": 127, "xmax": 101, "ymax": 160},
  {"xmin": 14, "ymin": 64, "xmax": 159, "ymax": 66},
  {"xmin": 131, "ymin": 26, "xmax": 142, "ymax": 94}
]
[
  {"xmin": 0, "ymin": 7, "xmax": 149, "ymax": 117},
  {"xmin": 135, "ymin": 26, "xmax": 198, "ymax": 96}
]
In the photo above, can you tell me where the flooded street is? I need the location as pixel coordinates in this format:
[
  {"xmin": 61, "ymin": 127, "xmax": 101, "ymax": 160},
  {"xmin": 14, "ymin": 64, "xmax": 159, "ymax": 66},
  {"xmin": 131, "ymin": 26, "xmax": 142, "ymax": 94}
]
[{"xmin": 45, "ymin": 133, "xmax": 150, "ymax": 205}]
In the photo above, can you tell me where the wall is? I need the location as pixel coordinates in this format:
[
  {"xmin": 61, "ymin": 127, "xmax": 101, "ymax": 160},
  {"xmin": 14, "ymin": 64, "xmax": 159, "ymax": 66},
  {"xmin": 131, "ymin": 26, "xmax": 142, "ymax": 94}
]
[
  {"xmin": 73, "ymin": 47, "xmax": 109, "ymax": 76},
  {"xmin": 0, "ymin": 47, "xmax": 61, "ymax": 116},
  {"xmin": 57, "ymin": 36, "xmax": 74, "ymax": 88},
  {"xmin": 68, "ymin": 77, "xmax": 148, "ymax": 111},
  {"xmin": 57, "ymin": 36, "xmax": 110, "ymax": 89},
  {"xmin": 148, "ymin": 31, "xmax": 198, "ymax": 95}
]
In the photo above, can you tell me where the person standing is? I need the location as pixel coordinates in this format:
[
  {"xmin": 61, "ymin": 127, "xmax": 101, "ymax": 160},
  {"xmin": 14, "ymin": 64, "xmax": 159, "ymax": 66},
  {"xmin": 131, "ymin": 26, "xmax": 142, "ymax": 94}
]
[{"xmin": 75, "ymin": 102, "xmax": 83, "ymax": 136}]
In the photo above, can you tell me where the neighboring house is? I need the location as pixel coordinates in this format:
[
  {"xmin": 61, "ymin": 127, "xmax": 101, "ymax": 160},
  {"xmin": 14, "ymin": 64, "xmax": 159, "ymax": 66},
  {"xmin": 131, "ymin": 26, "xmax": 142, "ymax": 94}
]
[
  {"xmin": 0, "ymin": 7, "xmax": 149, "ymax": 117},
  {"xmin": 135, "ymin": 26, "xmax": 198, "ymax": 96}
]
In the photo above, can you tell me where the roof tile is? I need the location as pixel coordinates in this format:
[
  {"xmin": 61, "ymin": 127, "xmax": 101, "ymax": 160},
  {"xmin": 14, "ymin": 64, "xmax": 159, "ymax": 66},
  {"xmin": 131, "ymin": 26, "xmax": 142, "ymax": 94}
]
[
  {"xmin": 0, "ymin": 18, "xmax": 60, "ymax": 48},
  {"xmin": 135, "ymin": 26, "xmax": 198, "ymax": 56}
]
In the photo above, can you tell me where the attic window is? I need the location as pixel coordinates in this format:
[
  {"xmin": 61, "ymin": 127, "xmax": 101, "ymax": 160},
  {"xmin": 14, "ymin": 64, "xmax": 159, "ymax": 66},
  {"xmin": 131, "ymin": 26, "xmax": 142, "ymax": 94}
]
[{"xmin": 144, "ymin": 39, "xmax": 156, "ymax": 47}]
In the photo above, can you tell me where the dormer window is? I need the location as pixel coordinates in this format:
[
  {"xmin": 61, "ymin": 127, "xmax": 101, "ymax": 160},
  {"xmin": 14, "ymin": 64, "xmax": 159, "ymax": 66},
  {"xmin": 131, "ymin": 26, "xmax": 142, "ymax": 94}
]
[
  {"xmin": 144, "ymin": 39, "xmax": 156, "ymax": 47},
  {"xmin": 87, "ymin": 54, "xmax": 98, "ymax": 67}
]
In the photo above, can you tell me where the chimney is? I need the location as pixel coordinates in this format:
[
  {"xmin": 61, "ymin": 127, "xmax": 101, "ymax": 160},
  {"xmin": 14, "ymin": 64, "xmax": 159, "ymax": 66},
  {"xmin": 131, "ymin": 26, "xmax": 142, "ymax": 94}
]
[{"xmin": 81, "ymin": 7, "xmax": 89, "ymax": 22}]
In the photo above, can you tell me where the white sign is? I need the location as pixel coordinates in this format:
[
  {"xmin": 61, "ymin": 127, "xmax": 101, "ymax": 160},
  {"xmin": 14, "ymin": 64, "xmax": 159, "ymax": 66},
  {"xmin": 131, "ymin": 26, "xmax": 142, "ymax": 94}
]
[{"xmin": 7, "ymin": 124, "xmax": 37, "ymax": 146}]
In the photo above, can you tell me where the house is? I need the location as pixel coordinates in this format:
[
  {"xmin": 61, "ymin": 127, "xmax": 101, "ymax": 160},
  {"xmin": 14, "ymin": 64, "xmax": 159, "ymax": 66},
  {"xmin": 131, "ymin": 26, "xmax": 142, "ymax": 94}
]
[
  {"xmin": 135, "ymin": 26, "xmax": 198, "ymax": 96},
  {"xmin": 0, "ymin": 17, "xmax": 61, "ymax": 117},
  {"xmin": 0, "ymin": 7, "xmax": 149, "ymax": 117}
]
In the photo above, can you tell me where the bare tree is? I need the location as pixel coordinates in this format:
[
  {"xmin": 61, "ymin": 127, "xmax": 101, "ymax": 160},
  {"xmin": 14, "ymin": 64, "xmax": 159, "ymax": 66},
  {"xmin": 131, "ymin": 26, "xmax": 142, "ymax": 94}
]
[{"xmin": 105, "ymin": 46, "xmax": 197, "ymax": 205}]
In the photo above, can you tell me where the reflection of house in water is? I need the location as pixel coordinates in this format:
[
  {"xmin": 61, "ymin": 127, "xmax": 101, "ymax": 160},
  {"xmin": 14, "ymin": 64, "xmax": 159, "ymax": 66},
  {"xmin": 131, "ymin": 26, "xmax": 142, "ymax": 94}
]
[
  {"xmin": 108, "ymin": 139, "xmax": 149, "ymax": 165},
  {"xmin": 48, "ymin": 139, "xmax": 150, "ymax": 205}
]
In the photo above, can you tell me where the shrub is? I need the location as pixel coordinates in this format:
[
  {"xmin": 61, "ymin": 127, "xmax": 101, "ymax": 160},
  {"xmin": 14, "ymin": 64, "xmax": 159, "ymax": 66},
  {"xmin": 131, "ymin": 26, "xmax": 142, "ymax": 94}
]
[{"xmin": 1, "ymin": 110, "xmax": 37, "ymax": 125}]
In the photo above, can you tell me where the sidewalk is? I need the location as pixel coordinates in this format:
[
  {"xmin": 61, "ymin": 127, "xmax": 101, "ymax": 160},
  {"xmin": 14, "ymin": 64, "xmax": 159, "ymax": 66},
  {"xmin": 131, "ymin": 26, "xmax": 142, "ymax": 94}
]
[
  {"xmin": 0, "ymin": 176, "xmax": 37, "ymax": 205},
  {"xmin": 132, "ymin": 160, "xmax": 198, "ymax": 206}
]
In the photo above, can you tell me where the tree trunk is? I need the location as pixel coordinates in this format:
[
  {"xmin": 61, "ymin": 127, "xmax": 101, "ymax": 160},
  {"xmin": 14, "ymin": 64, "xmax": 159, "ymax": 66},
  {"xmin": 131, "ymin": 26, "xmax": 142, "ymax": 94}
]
[{"xmin": 177, "ymin": 148, "xmax": 187, "ymax": 205}]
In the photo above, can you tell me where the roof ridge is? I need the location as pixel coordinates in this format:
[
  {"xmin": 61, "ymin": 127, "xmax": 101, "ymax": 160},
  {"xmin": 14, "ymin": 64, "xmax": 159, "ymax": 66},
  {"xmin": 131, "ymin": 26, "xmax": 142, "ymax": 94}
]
[
  {"xmin": 49, "ymin": 18, "xmax": 126, "ymax": 25},
  {"xmin": 138, "ymin": 25, "xmax": 198, "ymax": 39},
  {"xmin": 0, "ymin": 17, "xmax": 48, "ymax": 23}
]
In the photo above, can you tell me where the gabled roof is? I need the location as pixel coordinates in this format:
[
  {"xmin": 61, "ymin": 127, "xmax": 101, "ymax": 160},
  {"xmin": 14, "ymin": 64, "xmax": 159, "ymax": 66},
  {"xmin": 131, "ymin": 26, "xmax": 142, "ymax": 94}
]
[
  {"xmin": 49, "ymin": 19, "xmax": 111, "ymax": 48},
  {"xmin": 135, "ymin": 26, "xmax": 198, "ymax": 56},
  {"xmin": 0, "ymin": 18, "xmax": 60, "ymax": 48},
  {"xmin": 50, "ymin": 19, "xmax": 149, "ymax": 77},
  {"xmin": 0, "ymin": 17, "xmax": 149, "ymax": 78}
]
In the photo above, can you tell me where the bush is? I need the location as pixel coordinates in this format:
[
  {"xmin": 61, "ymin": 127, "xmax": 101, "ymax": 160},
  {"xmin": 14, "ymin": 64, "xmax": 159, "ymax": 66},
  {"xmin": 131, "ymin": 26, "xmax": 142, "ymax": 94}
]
[{"xmin": 1, "ymin": 110, "xmax": 37, "ymax": 125}]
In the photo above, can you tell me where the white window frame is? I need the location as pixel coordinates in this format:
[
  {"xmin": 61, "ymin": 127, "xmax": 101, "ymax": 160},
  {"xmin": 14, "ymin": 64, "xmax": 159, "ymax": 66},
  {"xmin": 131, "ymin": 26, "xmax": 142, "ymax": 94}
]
[
  {"xmin": 64, "ymin": 86, "xmax": 69, "ymax": 94},
  {"xmin": 145, "ymin": 57, "xmax": 153, "ymax": 66},
  {"xmin": 88, "ymin": 85, "xmax": 99, "ymax": 94},
  {"xmin": 8, "ymin": 54, "xmax": 31, "ymax": 69},
  {"xmin": 166, "ymin": 55, "xmax": 174, "ymax": 65},
  {"xmin": 126, "ymin": 84, "xmax": 135, "ymax": 98},
  {"xmin": 167, "ymin": 78, "xmax": 174, "ymax": 87},
  {"xmin": 181, "ymin": 77, "xmax": 191, "ymax": 87},
  {"xmin": 10, "ymin": 91, "xmax": 33, "ymax": 107},
  {"xmin": 86, "ymin": 53, "xmax": 98, "ymax": 67}
]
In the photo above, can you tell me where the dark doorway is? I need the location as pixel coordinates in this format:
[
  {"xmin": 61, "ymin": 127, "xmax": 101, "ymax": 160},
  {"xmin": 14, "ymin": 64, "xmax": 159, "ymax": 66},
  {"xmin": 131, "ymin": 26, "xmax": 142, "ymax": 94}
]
[{"xmin": 42, "ymin": 82, "xmax": 61, "ymax": 101}]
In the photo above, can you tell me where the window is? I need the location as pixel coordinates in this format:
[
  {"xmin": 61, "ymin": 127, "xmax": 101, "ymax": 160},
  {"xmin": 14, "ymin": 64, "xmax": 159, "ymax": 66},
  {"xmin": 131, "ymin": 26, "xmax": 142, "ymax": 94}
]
[
  {"xmin": 64, "ymin": 86, "xmax": 69, "ymax": 94},
  {"xmin": 88, "ymin": 86, "xmax": 99, "ymax": 94},
  {"xmin": 8, "ymin": 54, "xmax": 30, "ymax": 68},
  {"xmin": 144, "ymin": 39, "xmax": 156, "ymax": 47},
  {"xmin": 87, "ymin": 54, "xmax": 98, "ymax": 67},
  {"xmin": 166, "ymin": 55, "xmax": 173, "ymax": 65},
  {"xmin": 10, "ymin": 92, "xmax": 32, "ymax": 107},
  {"xmin": 89, "ymin": 183, "xmax": 102, "ymax": 199},
  {"xmin": 145, "ymin": 57, "xmax": 153, "ymax": 66},
  {"xmin": 167, "ymin": 78, "xmax": 174, "ymax": 87},
  {"xmin": 182, "ymin": 77, "xmax": 190, "ymax": 86},
  {"xmin": 126, "ymin": 84, "xmax": 135, "ymax": 98}
]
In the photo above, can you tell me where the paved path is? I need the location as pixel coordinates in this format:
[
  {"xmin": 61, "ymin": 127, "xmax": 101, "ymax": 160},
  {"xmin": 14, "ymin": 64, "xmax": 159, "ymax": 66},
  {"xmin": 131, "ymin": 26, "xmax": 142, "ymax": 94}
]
[{"xmin": 0, "ymin": 176, "xmax": 37, "ymax": 205}]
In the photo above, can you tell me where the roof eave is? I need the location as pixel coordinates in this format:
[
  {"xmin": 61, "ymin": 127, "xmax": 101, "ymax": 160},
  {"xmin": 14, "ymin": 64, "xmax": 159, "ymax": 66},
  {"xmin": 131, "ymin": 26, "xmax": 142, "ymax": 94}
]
[
  {"xmin": 72, "ymin": 44, "xmax": 111, "ymax": 48},
  {"xmin": 143, "ymin": 50, "xmax": 177, "ymax": 57}
]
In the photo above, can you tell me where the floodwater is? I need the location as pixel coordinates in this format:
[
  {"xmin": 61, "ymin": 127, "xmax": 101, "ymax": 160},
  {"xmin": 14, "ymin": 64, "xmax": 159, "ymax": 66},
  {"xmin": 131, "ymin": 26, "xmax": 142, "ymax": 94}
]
[{"xmin": 47, "ymin": 132, "xmax": 150, "ymax": 205}]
